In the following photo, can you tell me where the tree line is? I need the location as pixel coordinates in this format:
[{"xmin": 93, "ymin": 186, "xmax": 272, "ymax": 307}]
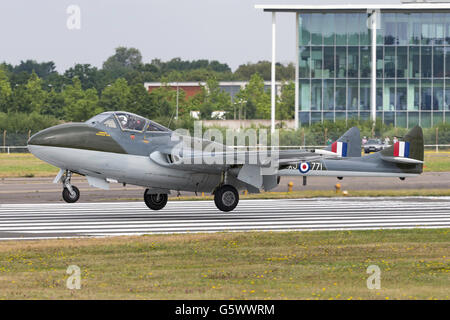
[{"xmin": 0, "ymin": 46, "xmax": 296, "ymax": 134}]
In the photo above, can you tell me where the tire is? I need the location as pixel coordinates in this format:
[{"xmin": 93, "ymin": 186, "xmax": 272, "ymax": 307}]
[
  {"xmin": 214, "ymin": 185, "xmax": 239, "ymax": 212},
  {"xmin": 62, "ymin": 186, "xmax": 80, "ymax": 203},
  {"xmin": 144, "ymin": 190, "xmax": 168, "ymax": 210}
]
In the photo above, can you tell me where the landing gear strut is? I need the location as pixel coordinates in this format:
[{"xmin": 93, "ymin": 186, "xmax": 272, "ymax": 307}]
[
  {"xmin": 144, "ymin": 189, "xmax": 168, "ymax": 210},
  {"xmin": 214, "ymin": 184, "xmax": 239, "ymax": 212},
  {"xmin": 62, "ymin": 170, "xmax": 80, "ymax": 203}
]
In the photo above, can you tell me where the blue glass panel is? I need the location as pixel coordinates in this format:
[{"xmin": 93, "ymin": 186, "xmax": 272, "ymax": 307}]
[
  {"xmin": 433, "ymin": 47, "xmax": 444, "ymax": 78},
  {"xmin": 433, "ymin": 112, "xmax": 443, "ymax": 125},
  {"xmin": 324, "ymin": 112, "xmax": 334, "ymax": 121},
  {"xmin": 348, "ymin": 14, "xmax": 360, "ymax": 45},
  {"xmin": 421, "ymin": 47, "xmax": 432, "ymax": 78},
  {"xmin": 421, "ymin": 13, "xmax": 434, "ymax": 45},
  {"xmin": 360, "ymin": 112, "xmax": 370, "ymax": 121},
  {"xmin": 299, "ymin": 112, "xmax": 310, "ymax": 126},
  {"xmin": 445, "ymin": 47, "xmax": 450, "ymax": 77},
  {"xmin": 433, "ymin": 79, "xmax": 444, "ymax": 111},
  {"xmin": 335, "ymin": 14, "xmax": 347, "ymax": 45},
  {"xmin": 408, "ymin": 112, "xmax": 419, "ymax": 127},
  {"xmin": 421, "ymin": 112, "xmax": 431, "ymax": 128},
  {"xmin": 384, "ymin": 47, "xmax": 395, "ymax": 78},
  {"xmin": 299, "ymin": 46, "xmax": 310, "ymax": 78},
  {"xmin": 323, "ymin": 14, "xmax": 335, "ymax": 45},
  {"xmin": 311, "ymin": 79, "xmax": 322, "ymax": 111},
  {"xmin": 360, "ymin": 14, "xmax": 370, "ymax": 45},
  {"xmin": 310, "ymin": 14, "xmax": 323, "ymax": 45},
  {"xmin": 347, "ymin": 112, "xmax": 358, "ymax": 121},
  {"xmin": 335, "ymin": 80, "xmax": 346, "ymax": 111},
  {"xmin": 336, "ymin": 47, "xmax": 346, "ymax": 78},
  {"xmin": 409, "ymin": 13, "xmax": 421, "ymax": 45},
  {"xmin": 360, "ymin": 80, "xmax": 370, "ymax": 111},
  {"xmin": 323, "ymin": 46, "xmax": 334, "ymax": 78},
  {"xmin": 299, "ymin": 79, "xmax": 310, "ymax": 111},
  {"xmin": 299, "ymin": 14, "xmax": 311, "ymax": 46},
  {"xmin": 311, "ymin": 47, "xmax": 323, "ymax": 78},
  {"xmin": 396, "ymin": 112, "xmax": 407, "ymax": 127},
  {"xmin": 409, "ymin": 46, "xmax": 420, "ymax": 78},
  {"xmin": 421, "ymin": 79, "xmax": 432, "ymax": 110},
  {"xmin": 446, "ymin": 80, "xmax": 450, "ymax": 111},
  {"xmin": 323, "ymin": 79, "xmax": 334, "ymax": 111},
  {"xmin": 347, "ymin": 79, "xmax": 358, "ymax": 110},
  {"xmin": 409, "ymin": 79, "xmax": 420, "ymax": 111},
  {"xmin": 335, "ymin": 112, "xmax": 346, "ymax": 121},
  {"xmin": 433, "ymin": 13, "xmax": 445, "ymax": 45},
  {"xmin": 311, "ymin": 112, "xmax": 322, "ymax": 123},
  {"xmin": 376, "ymin": 46, "xmax": 383, "ymax": 78},
  {"xmin": 397, "ymin": 80, "xmax": 407, "ymax": 111},
  {"xmin": 348, "ymin": 47, "xmax": 358, "ymax": 78},
  {"xmin": 360, "ymin": 46, "xmax": 371, "ymax": 78},
  {"xmin": 396, "ymin": 46, "xmax": 407, "ymax": 78},
  {"xmin": 384, "ymin": 112, "xmax": 394, "ymax": 126},
  {"xmin": 383, "ymin": 13, "xmax": 397, "ymax": 45},
  {"xmin": 376, "ymin": 80, "xmax": 383, "ymax": 111}
]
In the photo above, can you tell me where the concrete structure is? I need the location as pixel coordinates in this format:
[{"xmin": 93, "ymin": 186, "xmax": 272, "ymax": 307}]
[{"xmin": 256, "ymin": 2, "xmax": 450, "ymax": 129}]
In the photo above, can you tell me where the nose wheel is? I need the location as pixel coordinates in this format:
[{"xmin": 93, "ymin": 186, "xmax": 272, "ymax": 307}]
[
  {"xmin": 61, "ymin": 170, "xmax": 80, "ymax": 203},
  {"xmin": 62, "ymin": 186, "xmax": 80, "ymax": 203},
  {"xmin": 144, "ymin": 189, "xmax": 168, "ymax": 210},
  {"xmin": 214, "ymin": 185, "xmax": 239, "ymax": 212}
]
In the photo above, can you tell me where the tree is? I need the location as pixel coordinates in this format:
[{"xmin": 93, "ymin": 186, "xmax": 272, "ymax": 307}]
[
  {"xmin": 100, "ymin": 78, "xmax": 131, "ymax": 111},
  {"xmin": 13, "ymin": 60, "xmax": 57, "ymax": 79},
  {"xmin": 235, "ymin": 73, "xmax": 270, "ymax": 119},
  {"xmin": 102, "ymin": 47, "xmax": 143, "ymax": 78},
  {"xmin": 0, "ymin": 67, "xmax": 12, "ymax": 112},
  {"xmin": 199, "ymin": 77, "xmax": 231, "ymax": 119},
  {"xmin": 63, "ymin": 77, "xmax": 102, "ymax": 122},
  {"xmin": 234, "ymin": 61, "xmax": 294, "ymax": 81},
  {"xmin": 128, "ymin": 84, "xmax": 158, "ymax": 119},
  {"xmin": 23, "ymin": 72, "xmax": 47, "ymax": 114},
  {"xmin": 277, "ymin": 81, "xmax": 295, "ymax": 121},
  {"xmin": 64, "ymin": 64, "xmax": 101, "ymax": 90}
]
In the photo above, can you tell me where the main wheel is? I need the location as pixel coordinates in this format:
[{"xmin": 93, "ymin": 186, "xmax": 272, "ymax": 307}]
[
  {"xmin": 214, "ymin": 185, "xmax": 239, "ymax": 212},
  {"xmin": 144, "ymin": 190, "xmax": 168, "ymax": 210},
  {"xmin": 62, "ymin": 186, "xmax": 80, "ymax": 203}
]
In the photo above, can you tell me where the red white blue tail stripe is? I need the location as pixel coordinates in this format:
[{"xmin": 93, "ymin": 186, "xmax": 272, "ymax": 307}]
[
  {"xmin": 331, "ymin": 141, "xmax": 348, "ymax": 157},
  {"xmin": 394, "ymin": 141, "xmax": 410, "ymax": 157}
]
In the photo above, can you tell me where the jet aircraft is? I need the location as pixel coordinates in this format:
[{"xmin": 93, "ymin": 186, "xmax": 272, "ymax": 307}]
[{"xmin": 27, "ymin": 111, "xmax": 424, "ymax": 212}]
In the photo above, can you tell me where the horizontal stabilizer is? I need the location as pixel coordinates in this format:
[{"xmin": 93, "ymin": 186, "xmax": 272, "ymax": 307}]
[{"xmin": 381, "ymin": 156, "xmax": 424, "ymax": 164}]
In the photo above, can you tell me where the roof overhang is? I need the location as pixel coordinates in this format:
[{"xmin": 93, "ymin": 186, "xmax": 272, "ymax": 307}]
[{"xmin": 255, "ymin": 3, "xmax": 450, "ymax": 13}]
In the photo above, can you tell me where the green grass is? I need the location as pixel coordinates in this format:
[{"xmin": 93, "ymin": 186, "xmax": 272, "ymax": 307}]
[
  {"xmin": 0, "ymin": 229, "xmax": 448, "ymax": 299},
  {"xmin": 0, "ymin": 153, "xmax": 58, "ymax": 177},
  {"xmin": 0, "ymin": 151, "xmax": 448, "ymax": 178}
]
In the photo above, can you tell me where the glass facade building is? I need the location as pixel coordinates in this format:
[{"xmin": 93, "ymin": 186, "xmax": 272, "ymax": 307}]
[{"xmin": 298, "ymin": 10, "xmax": 450, "ymax": 127}]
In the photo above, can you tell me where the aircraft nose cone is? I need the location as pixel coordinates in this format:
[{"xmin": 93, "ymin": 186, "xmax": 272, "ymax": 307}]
[{"xmin": 28, "ymin": 129, "xmax": 48, "ymax": 146}]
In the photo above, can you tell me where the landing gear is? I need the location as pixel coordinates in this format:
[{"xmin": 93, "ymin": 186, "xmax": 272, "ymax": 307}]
[
  {"xmin": 61, "ymin": 170, "xmax": 80, "ymax": 203},
  {"xmin": 144, "ymin": 189, "xmax": 168, "ymax": 210},
  {"xmin": 214, "ymin": 184, "xmax": 239, "ymax": 212}
]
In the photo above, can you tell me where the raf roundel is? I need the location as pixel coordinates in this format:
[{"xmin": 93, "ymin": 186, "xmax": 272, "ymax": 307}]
[{"xmin": 299, "ymin": 162, "xmax": 311, "ymax": 174}]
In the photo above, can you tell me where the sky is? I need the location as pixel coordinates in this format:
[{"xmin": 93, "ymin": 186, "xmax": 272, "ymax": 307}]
[{"xmin": 0, "ymin": 0, "xmax": 397, "ymax": 72}]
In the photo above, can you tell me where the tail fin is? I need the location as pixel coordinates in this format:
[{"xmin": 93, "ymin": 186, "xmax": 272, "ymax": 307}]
[
  {"xmin": 380, "ymin": 126, "xmax": 424, "ymax": 165},
  {"xmin": 324, "ymin": 127, "xmax": 361, "ymax": 158}
]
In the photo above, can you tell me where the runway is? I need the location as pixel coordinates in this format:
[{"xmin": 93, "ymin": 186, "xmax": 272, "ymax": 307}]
[{"xmin": 0, "ymin": 197, "xmax": 449, "ymax": 240}]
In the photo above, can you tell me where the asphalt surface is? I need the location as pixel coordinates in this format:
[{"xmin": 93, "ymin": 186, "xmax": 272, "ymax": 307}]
[
  {"xmin": 0, "ymin": 197, "xmax": 449, "ymax": 240},
  {"xmin": 0, "ymin": 172, "xmax": 449, "ymax": 203}
]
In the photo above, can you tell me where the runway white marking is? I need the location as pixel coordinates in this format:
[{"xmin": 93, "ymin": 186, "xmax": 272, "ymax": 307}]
[{"xmin": 0, "ymin": 197, "xmax": 449, "ymax": 240}]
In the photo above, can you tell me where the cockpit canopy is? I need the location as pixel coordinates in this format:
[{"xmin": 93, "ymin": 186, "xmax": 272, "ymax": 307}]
[{"xmin": 86, "ymin": 111, "xmax": 170, "ymax": 133}]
